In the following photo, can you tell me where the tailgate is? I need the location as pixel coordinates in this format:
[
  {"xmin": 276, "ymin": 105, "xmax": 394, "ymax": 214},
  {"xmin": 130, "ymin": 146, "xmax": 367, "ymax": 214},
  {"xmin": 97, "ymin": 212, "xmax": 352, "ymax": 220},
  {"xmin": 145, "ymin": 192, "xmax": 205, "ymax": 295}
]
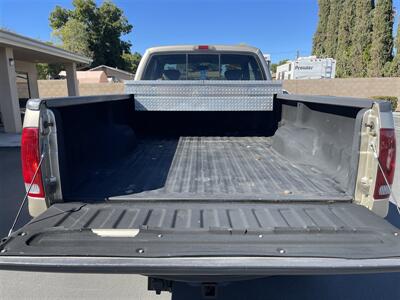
[{"xmin": 1, "ymin": 201, "xmax": 400, "ymax": 275}]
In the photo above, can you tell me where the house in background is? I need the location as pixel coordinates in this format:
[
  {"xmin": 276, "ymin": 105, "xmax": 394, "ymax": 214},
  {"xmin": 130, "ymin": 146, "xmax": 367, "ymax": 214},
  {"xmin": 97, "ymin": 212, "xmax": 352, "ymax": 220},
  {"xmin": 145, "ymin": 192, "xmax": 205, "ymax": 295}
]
[
  {"xmin": 59, "ymin": 70, "xmax": 109, "ymax": 83},
  {"xmin": 89, "ymin": 65, "xmax": 135, "ymax": 82},
  {"xmin": 59, "ymin": 65, "xmax": 135, "ymax": 83}
]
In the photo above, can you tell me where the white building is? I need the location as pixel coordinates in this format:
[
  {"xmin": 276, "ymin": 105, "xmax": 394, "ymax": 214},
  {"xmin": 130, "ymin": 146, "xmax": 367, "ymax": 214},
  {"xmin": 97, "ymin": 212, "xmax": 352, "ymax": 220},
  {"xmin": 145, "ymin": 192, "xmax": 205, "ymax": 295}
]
[{"xmin": 276, "ymin": 56, "xmax": 336, "ymax": 80}]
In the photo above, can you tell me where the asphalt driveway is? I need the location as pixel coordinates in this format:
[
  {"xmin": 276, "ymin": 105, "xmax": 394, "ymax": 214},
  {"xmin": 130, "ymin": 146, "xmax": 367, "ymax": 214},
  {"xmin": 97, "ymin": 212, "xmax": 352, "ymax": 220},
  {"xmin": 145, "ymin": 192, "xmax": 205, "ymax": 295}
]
[{"xmin": 0, "ymin": 148, "xmax": 28, "ymax": 238}]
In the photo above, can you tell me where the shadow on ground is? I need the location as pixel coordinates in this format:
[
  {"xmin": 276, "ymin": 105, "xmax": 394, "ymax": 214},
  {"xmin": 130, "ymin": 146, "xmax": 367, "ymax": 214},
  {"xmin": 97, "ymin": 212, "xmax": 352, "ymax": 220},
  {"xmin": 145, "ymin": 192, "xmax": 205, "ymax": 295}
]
[
  {"xmin": 0, "ymin": 148, "xmax": 30, "ymax": 238},
  {"xmin": 171, "ymin": 270, "xmax": 400, "ymax": 300}
]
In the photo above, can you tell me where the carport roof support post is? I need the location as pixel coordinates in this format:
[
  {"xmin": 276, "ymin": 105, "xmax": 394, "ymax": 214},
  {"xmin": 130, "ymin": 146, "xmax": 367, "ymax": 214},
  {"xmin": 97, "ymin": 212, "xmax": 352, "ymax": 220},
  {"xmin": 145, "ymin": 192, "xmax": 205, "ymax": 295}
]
[
  {"xmin": 65, "ymin": 62, "xmax": 79, "ymax": 96},
  {"xmin": 0, "ymin": 47, "xmax": 22, "ymax": 133}
]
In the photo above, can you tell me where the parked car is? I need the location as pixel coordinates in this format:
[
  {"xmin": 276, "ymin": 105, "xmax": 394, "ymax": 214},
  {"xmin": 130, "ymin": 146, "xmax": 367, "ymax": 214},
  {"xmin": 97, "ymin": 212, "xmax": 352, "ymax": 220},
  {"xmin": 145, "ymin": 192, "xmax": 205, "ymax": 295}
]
[{"xmin": 0, "ymin": 45, "xmax": 398, "ymax": 293}]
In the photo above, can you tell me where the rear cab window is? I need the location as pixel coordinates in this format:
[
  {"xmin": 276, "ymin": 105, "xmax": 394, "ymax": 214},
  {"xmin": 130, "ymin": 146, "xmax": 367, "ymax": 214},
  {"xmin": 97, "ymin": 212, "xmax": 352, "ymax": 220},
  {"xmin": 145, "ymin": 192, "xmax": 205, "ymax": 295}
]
[{"xmin": 142, "ymin": 52, "xmax": 265, "ymax": 80}]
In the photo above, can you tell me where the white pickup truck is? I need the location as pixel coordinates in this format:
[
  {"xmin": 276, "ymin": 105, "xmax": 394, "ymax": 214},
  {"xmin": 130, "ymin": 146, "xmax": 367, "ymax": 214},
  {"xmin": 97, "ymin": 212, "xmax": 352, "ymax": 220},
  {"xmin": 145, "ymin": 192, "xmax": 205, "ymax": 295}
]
[{"xmin": 0, "ymin": 45, "xmax": 398, "ymax": 289}]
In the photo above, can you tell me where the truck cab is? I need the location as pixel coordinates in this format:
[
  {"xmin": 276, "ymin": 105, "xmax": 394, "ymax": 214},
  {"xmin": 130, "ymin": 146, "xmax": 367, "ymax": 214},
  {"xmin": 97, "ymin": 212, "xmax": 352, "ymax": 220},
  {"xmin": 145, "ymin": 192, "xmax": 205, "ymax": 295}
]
[{"xmin": 135, "ymin": 44, "xmax": 272, "ymax": 81}]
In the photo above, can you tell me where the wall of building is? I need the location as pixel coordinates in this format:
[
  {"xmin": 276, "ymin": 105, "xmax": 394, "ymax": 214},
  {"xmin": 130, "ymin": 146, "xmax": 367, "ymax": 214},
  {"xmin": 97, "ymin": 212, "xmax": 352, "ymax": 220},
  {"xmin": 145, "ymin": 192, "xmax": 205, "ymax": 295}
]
[
  {"xmin": 276, "ymin": 63, "xmax": 292, "ymax": 80},
  {"xmin": 38, "ymin": 80, "xmax": 124, "ymax": 98},
  {"xmin": 283, "ymin": 77, "xmax": 399, "ymax": 99},
  {"xmin": 15, "ymin": 60, "xmax": 39, "ymax": 99},
  {"xmin": 38, "ymin": 78, "xmax": 399, "ymax": 110}
]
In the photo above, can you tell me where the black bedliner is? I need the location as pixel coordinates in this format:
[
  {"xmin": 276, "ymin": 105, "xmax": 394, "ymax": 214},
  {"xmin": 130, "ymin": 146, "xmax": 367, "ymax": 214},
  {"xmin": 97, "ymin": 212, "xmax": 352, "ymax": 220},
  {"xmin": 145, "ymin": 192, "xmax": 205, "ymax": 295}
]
[
  {"xmin": 2, "ymin": 201, "xmax": 400, "ymax": 260},
  {"xmin": 51, "ymin": 96, "xmax": 363, "ymax": 203},
  {"xmin": 70, "ymin": 137, "xmax": 348, "ymax": 201}
]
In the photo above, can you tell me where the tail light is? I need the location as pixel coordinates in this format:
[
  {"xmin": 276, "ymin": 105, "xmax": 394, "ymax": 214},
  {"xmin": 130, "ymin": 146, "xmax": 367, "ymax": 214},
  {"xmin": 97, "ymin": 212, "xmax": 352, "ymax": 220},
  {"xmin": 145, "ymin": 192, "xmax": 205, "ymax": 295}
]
[
  {"xmin": 197, "ymin": 45, "xmax": 209, "ymax": 50},
  {"xmin": 374, "ymin": 128, "xmax": 396, "ymax": 199},
  {"xmin": 21, "ymin": 127, "xmax": 45, "ymax": 198}
]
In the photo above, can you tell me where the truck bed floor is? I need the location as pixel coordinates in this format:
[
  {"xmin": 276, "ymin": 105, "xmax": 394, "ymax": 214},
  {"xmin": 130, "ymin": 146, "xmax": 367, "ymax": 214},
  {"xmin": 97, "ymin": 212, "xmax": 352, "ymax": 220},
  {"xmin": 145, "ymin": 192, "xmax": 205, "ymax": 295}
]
[{"xmin": 73, "ymin": 137, "xmax": 349, "ymax": 201}]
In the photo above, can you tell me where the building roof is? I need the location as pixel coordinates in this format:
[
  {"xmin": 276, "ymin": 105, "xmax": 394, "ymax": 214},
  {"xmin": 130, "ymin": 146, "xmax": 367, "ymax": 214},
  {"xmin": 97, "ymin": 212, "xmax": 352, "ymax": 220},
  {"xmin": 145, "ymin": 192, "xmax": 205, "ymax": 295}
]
[
  {"xmin": 0, "ymin": 29, "xmax": 92, "ymax": 64},
  {"xmin": 89, "ymin": 65, "xmax": 134, "ymax": 76}
]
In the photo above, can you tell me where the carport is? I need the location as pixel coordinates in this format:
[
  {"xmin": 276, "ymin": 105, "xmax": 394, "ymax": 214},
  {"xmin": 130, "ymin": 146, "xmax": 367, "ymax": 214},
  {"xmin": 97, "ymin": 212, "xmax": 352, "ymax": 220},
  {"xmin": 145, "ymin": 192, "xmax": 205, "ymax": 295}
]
[{"xmin": 0, "ymin": 29, "xmax": 92, "ymax": 133}]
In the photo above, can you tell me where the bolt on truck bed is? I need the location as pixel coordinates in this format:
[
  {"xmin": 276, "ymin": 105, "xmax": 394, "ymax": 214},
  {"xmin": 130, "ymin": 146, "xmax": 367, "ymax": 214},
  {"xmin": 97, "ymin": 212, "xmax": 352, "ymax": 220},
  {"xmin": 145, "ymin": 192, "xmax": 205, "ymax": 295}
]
[{"xmin": 1, "ymin": 45, "xmax": 398, "ymax": 279}]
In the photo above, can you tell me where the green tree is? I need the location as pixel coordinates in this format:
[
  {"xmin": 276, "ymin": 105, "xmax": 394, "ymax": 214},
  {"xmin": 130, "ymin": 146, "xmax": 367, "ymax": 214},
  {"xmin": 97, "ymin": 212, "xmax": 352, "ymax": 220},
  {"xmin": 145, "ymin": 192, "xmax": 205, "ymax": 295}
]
[
  {"xmin": 122, "ymin": 52, "xmax": 142, "ymax": 74},
  {"xmin": 335, "ymin": 0, "xmax": 356, "ymax": 77},
  {"xmin": 52, "ymin": 18, "xmax": 92, "ymax": 57},
  {"xmin": 49, "ymin": 0, "xmax": 133, "ymax": 70},
  {"xmin": 324, "ymin": 0, "xmax": 344, "ymax": 58},
  {"xmin": 368, "ymin": 0, "xmax": 394, "ymax": 77},
  {"xmin": 49, "ymin": 5, "xmax": 70, "ymax": 29},
  {"xmin": 388, "ymin": 21, "xmax": 400, "ymax": 76},
  {"xmin": 312, "ymin": 0, "xmax": 330, "ymax": 56},
  {"xmin": 351, "ymin": 0, "xmax": 374, "ymax": 77},
  {"xmin": 36, "ymin": 63, "xmax": 64, "ymax": 80}
]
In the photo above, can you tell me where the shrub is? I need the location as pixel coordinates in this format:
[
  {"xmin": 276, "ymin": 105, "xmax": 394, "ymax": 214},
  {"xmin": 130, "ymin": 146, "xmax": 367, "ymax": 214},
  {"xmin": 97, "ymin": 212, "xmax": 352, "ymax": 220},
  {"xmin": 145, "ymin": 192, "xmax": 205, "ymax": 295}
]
[{"xmin": 371, "ymin": 96, "xmax": 398, "ymax": 111}]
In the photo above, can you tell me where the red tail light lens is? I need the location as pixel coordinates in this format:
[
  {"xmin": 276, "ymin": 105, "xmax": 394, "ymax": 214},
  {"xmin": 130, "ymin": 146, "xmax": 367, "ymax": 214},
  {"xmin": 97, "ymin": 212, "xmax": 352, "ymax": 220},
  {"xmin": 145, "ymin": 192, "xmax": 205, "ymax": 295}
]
[
  {"xmin": 21, "ymin": 127, "xmax": 44, "ymax": 197},
  {"xmin": 374, "ymin": 128, "xmax": 396, "ymax": 199},
  {"xmin": 197, "ymin": 45, "xmax": 209, "ymax": 50}
]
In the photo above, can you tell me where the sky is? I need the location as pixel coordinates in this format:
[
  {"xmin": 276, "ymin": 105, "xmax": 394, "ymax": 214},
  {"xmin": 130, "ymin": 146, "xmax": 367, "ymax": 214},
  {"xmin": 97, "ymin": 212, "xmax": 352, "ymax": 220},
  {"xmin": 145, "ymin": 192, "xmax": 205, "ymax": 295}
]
[{"xmin": 0, "ymin": 0, "xmax": 399, "ymax": 63}]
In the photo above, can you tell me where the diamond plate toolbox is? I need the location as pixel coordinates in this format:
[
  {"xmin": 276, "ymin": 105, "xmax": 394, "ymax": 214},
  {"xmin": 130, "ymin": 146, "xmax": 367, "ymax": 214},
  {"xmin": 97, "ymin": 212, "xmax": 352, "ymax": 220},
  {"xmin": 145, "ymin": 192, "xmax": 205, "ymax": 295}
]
[{"xmin": 125, "ymin": 80, "xmax": 282, "ymax": 111}]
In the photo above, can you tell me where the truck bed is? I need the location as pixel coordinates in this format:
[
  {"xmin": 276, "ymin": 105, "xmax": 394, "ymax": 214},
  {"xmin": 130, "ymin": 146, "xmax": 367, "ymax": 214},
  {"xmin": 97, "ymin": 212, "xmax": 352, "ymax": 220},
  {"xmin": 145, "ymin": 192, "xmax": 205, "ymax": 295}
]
[
  {"xmin": 72, "ymin": 136, "xmax": 348, "ymax": 201},
  {"xmin": 51, "ymin": 93, "xmax": 361, "ymax": 203}
]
